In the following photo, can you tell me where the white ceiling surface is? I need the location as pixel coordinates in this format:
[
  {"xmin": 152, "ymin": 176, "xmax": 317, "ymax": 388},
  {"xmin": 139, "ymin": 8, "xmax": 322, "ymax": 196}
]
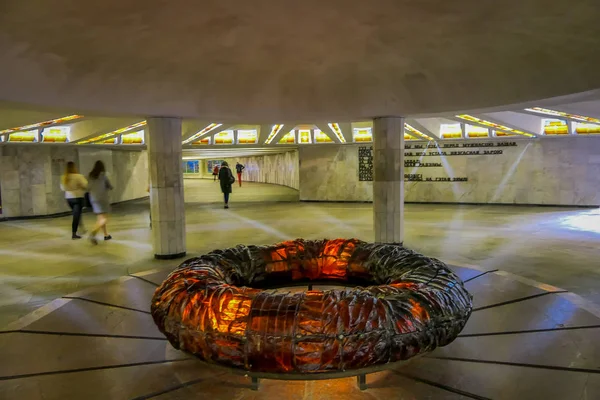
[
  {"xmin": 545, "ymin": 100, "xmax": 600, "ymax": 120},
  {"xmin": 1, "ymin": 1, "xmax": 600, "ymax": 120},
  {"xmin": 0, "ymin": 103, "xmax": 73, "ymax": 132}
]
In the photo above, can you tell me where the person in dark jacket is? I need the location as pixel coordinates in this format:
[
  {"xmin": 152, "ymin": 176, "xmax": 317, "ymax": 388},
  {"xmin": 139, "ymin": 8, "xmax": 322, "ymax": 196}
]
[
  {"xmin": 235, "ymin": 162, "xmax": 245, "ymax": 187},
  {"xmin": 218, "ymin": 161, "xmax": 235, "ymax": 209}
]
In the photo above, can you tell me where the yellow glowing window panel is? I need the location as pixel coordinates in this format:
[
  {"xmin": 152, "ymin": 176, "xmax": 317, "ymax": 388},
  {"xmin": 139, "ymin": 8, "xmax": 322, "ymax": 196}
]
[
  {"xmin": 440, "ymin": 124, "xmax": 462, "ymax": 139},
  {"xmin": 97, "ymin": 137, "xmax": 118, "ymax": 144},
  {"xmin": 573, "ymin": 122, "xmax": 600, "ymax": 134},
  {"xmin": 122, "ymin": 130, "xmax": 145, "ymax": 144},
  {"xmin": 237, "ymin": 130, "xmax": 258, "ymax": 144},
  {"xmin": 8, "ymin": 130, "xmax": 38, "ymax": 142},
  {"xmin": 214, "ymin": 130, "xmax": 234, "ymax": 145},
  {"xmin": 193, "ymin": 136, "xmax": 211, "ymax": 145},
  {"xmin": 314, "ymin": 129, "xmax": 333, "ymax": 143},
  {"xmin": 457, "ymin": 115, "xmax": 534, "ymax": 137},
  {"xmin": 353, "ymin": 128, "xmax": 372, "ymax": 142},
  {"xmin": 265, "ymin": 124, "xmax": 284, "ymax": 144},
  {"xmin": 78, "ymin": 121, "xmax": 147, "ymax": 144},
  {"xmin": 298, "ymin": 130, "xmax": 312, "ymax": 144},
  {"xmin": 495, "ymin": 131, "xmax": 517, "ymax": 137},
  {"xmin": 42, "ymin": 126, "xmax": 70, "ymax": 142},
  {"xmin": 525, "ymin": 107, "xmax": 600, "ymax": 124},
  {"xmin": 404, "ymin": 124, "xmax": 431, "ymax": 140},
  {"xmin": 543, "ymin": 119, "xmax": 568, "ymax": 135},
  {"xmin": 404, "ymin": 133, "xmax": 416, "ymax": 140},
  {"xmin": 183, "ymin": 123, "xmax": 222, "ymax": 145},
  {"xmin": 465, "ymin": 124, "xmax": 489, "ymax": 138},
  {"xmin": 327, "ymin": 123, "xmax": 346, "ymax": 143},
  {"xmin": 0, "ymin": 115, "xmax": 83, "ymax": 135},
  {"xmin": 278, "ymin": 131, "xmax": 296, "ymax": 144}
]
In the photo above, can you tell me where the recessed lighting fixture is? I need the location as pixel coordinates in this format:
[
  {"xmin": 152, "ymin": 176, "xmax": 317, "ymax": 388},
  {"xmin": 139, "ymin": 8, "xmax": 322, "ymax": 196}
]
[
  {"xmin": 78, "ymin": 121, "xmax": 147, "ymax": 144},
  {"xmin": 121, "ymin": 130, "xmax": 145, "ymax": 144},
  {"xmin": 214, "ymin": 130, "xmax": 234, "ymax": 145},
  {"xmin": 405, "ymin": 124, "xmax": 432, "ymax": 140},
  {"xmin": 327, "ymin": 123, "xmax": 346, "ymax": 143},
  {"xmin": 525, "ymin": 107, "xmax": 600, "ymax": 124},
  {"xmin": 0, "ymin": 115, "xmax": 83, "ymax": 136},
  {"xmin": 353, "ymin": 128, "xmax": 372, "ymax": 142},
  {"xmin": 265, "ymin": 124, "xmax": 284, "ymax": 144},
  {"xmin": 314, "ymin": 129, "xmax": 333, "ymax": 143},
  {"xmin": 573, "ymin": 122, "xmax": 600, "ymax": 134},
  {"xmin": 456, "ymin": 115, "xmax": 534, "ymax": 137},
  {"xmin": 278, "ymin": 131, "xmax": 296, "ymax": 144},
  {"xmin": 8, "ymin": 130, "xmax": 38, "ymax": 142},
  {"xmin": 464, "ymin": 124, "xmax": 489, "ymax": 138},
  {"xmin": 237, "ymin": 130, "xmax": 258, "ymax": 144},
  {"xmin": 41, "ymin": 126, "xmax": 71, "ymax": 142},
  {"xmin": 542, "ymin": 119, "xmax": 569, "ymax": 135},
  {"xmin": 182, "ymin": 123, "xmax": 222, "ymax": 145}
]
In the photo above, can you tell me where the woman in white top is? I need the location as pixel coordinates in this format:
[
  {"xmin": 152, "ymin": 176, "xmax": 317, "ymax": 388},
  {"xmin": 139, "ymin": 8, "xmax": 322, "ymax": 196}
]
[
  {"xmin": 88, "ymin": 160, "xmax": 114, "ymax": 244},
  {"xmin": 60, "ymin": 162, "xmax": 88, "ymax": 239}
]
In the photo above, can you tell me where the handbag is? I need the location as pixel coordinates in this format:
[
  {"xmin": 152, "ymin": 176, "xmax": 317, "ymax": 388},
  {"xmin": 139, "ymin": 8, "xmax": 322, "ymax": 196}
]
[{"xmin": 229, "ymin": 169, "xmax": 235, "ymax": 185}]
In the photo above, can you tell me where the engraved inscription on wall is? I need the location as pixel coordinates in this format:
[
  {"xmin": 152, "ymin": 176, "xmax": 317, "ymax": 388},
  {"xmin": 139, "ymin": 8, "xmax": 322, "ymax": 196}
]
[
  {"xmin": 358, "ymin": 141, "xmax": 518, "ymax": 182},
  {"xmin": 358, "ymin": 146, "xmax": 373, "ymax": 181}
]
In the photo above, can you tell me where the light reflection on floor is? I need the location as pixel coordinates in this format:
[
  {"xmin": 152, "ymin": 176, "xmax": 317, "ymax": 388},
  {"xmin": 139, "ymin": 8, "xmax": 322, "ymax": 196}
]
[
  {"xmin": 557, "ymin": 211, "xmax": 600, "ymax": 234},
  {"xmin": 1, "ymin": 179, "xmax": 600, "ymax": 330}
]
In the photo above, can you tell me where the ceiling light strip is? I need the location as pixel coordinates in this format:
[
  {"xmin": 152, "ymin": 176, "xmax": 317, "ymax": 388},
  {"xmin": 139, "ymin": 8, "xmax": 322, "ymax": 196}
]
[
  {"xmin": 456, "ymin": 115, "xmax": 535, "ymax": 137},
  {"xmin": 0, "ymin": 115, "xmax": 83, "ymax": 135},
  {"xmin": 524, "ymin": 107, "xmax": 600, "ymax": 124},
  {"xmin": 404, "ymin": 124, "xmax": 432, "ymax": 140},
  {"xmin": 327, "ymin": 123, "xmax": 346, "ymax": 143},
  {"xmin": 265, "ymin": 124, "xmax": 284, "ymax": 144},
  {"xmin": 182, "ymin": 123, "xmax": 222, "ymax": 145},
  {"xmin": 77, "ymin": 121, "xmax": 147, "ymax": 144}
]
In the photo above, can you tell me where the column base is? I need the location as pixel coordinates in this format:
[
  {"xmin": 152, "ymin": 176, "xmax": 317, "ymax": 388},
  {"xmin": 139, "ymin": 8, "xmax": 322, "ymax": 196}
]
[{"xmin": 154, "ymin": 252, "xmax": 187, "ymax": 260}]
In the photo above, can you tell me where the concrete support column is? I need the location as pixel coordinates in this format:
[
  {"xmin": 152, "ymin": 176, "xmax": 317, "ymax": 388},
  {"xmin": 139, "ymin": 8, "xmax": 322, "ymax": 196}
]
[
  {"xmin": 147, "ymin": 117, "xmax": 186, "ymax": 259},
  {"xmin": 373, "ymin": 117, "xmax": 405, "ymax": 244}
]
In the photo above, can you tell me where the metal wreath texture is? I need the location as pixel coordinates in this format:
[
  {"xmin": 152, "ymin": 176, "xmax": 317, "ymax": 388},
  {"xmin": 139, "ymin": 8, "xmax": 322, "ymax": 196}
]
[{"xmin": 151, "ymin": 239, "xmax": 473, "ymax": 373}]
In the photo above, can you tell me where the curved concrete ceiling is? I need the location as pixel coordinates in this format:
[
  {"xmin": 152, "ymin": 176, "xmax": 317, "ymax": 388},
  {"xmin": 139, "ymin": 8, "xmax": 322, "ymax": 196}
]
[{"xmin": 1, "ymin": 1, "xmax": 600, "ymax": 121}]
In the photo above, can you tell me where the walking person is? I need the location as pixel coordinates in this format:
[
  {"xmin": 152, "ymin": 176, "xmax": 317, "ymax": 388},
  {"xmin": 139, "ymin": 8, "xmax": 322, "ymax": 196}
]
[
  {"xmin": 218, "ymin": 161, "xmax": 235, "ymax": 209},
  {"xmin": 212, "ymin": 164, "xmax": 220, "ymax": 182},
  {"xmin": 235, "ymin": 162, "xmax": 245, "ymax": 187},
  {"xmin": 87, "ymin": 161, "xmax": 114, "ymax": 244},
  {"xmin": 60, "ymin": 161, "xmax": 88, "ymax": 239}
]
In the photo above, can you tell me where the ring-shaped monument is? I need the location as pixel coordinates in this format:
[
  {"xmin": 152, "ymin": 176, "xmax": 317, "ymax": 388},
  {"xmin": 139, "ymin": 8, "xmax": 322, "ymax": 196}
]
[{"xmin": 151, "ymin": 239, "xmax": 473, "ymax": 380}]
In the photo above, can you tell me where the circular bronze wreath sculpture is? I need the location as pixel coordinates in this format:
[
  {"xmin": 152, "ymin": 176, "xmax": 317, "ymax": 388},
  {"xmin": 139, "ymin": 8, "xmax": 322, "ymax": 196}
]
[{"xmin": 151, "ymin": 239, "xmax": 473, "ymax": 374}]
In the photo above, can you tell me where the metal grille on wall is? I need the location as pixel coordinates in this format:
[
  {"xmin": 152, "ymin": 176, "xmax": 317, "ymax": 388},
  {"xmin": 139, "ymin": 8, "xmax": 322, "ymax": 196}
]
[{"xmin": 358, "ymin": 146, "xmax": 373, "ymax": 181}]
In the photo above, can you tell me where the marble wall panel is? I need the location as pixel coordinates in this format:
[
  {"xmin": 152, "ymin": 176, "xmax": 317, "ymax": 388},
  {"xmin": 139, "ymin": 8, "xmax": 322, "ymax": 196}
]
[
  {"xmin": 111, "ymin": 150, "xmax": 149, "ymax": 203},
  {"xmin": 189, "ymin": 151, "xmax": 299, "ymax": 190},
  {"xmin": 298, "ymin": 137, "xmax": 600, "ymax": 206},
  {"xmin": 0, "ymin": 145, "xmax": 148, "ymax": 218}
]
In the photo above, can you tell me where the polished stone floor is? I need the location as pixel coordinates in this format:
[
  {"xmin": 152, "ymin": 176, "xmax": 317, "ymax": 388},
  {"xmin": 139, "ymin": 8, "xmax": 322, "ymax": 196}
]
[
  {"xmin": 1, "ymin": 179, "xmax": 600, "ymax": 398},
  {"xmin": 1, "ymin": 179, "xmax": 600, "ymax": 328},
  {"xmin": 2, "ymin": 252, "xmax": 600, "ymax": 399}
]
